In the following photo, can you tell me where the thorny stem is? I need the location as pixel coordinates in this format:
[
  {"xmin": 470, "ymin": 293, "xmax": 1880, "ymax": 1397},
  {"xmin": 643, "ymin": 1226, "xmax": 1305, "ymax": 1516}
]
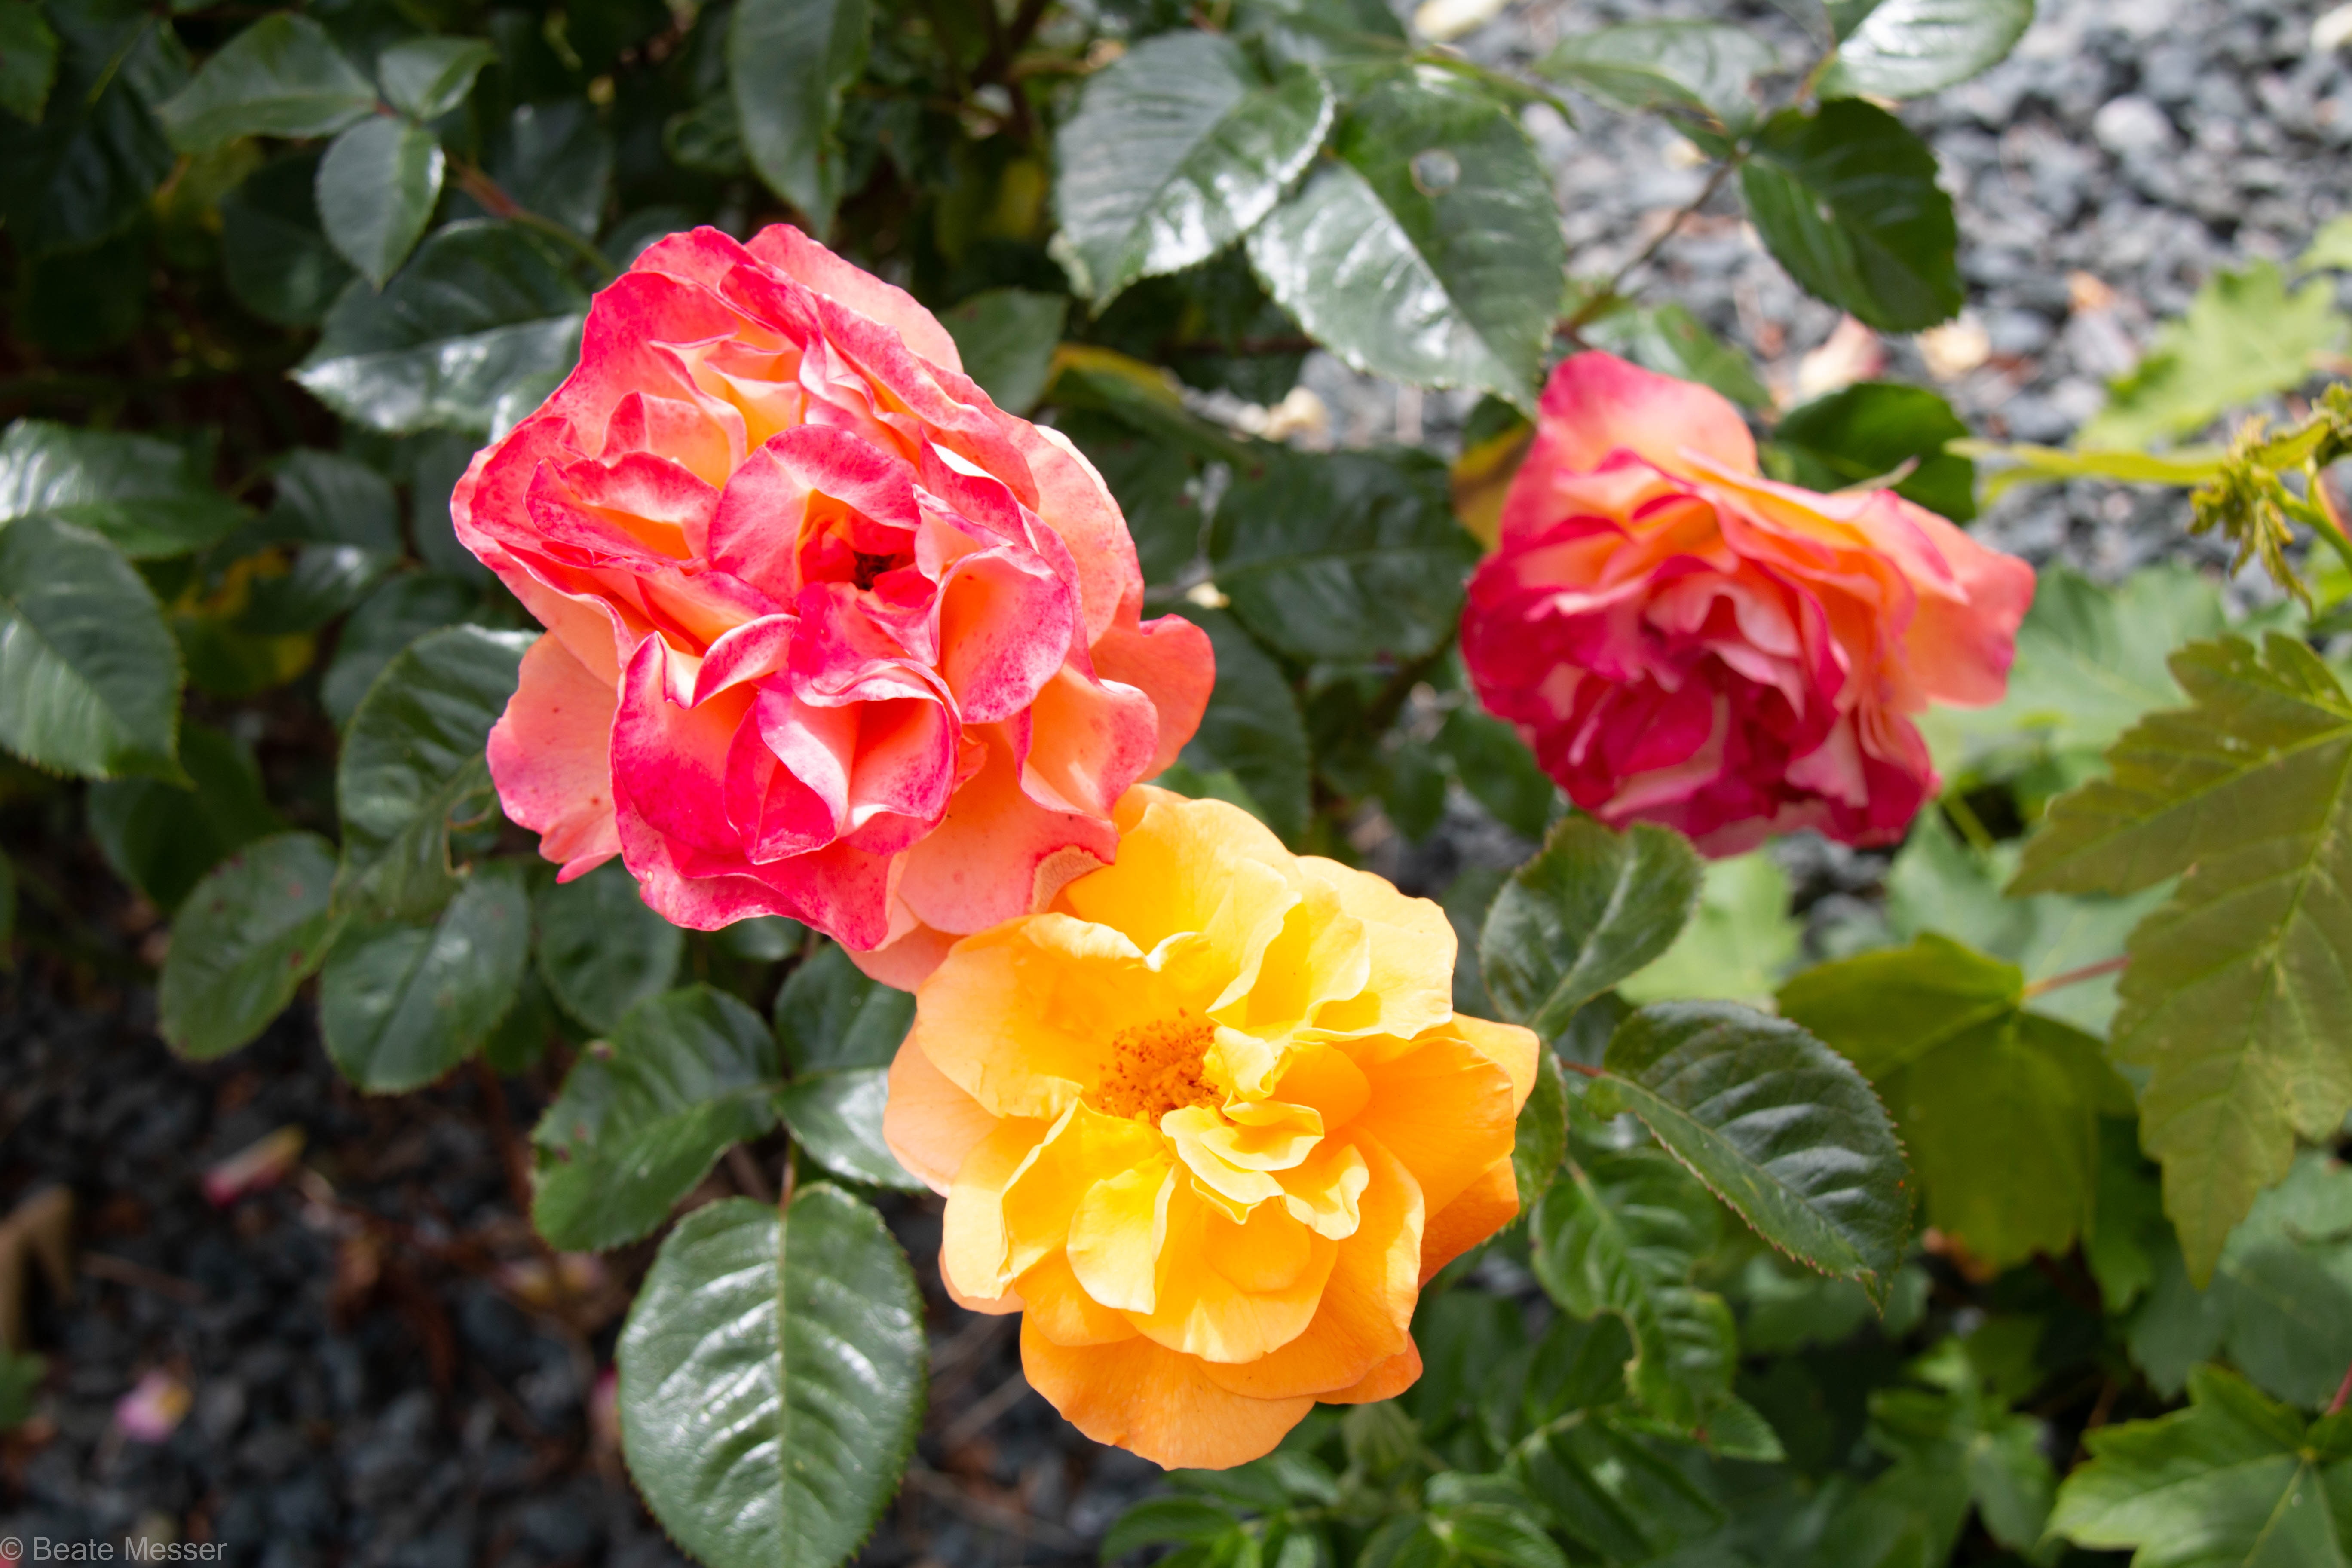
[
  {"xmin": 1563, "ymin": 156, "xmax": 1743, "ymax": 334},
  {"xmin": 2023, "ymin": 955, "xmax": 2130, "ymax": 998},
  {"xmin": 778, "ymin": 1144, "xmax": 798, "ymax": 1216},
  {"xmin": 2330, "ymin": 1360, "xmax": 2352, "ymax": 1417},
  {"xmin": 452, "ymin": 161, "xmax": 620, "ymax": 283}
]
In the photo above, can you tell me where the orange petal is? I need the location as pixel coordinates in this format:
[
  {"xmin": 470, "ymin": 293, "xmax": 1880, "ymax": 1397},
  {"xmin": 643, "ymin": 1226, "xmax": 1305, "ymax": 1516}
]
[
  {"xmin": 942, "ymin": 1255, "xmax": 1023, "ymax": 1316},
  {"xmin": 1016, "ymin": 1252, "xmax": 1139, "ymax": 1346},
  {"xmin": 1020, "ymin": 1317, "xmax": 1313, "ymax": 1470},
  {"xmin": 1200, "ymin": 1132, "xmax": 1424, "ymax": 1402},
  {"xmin": 1001, "ymin": 1103, "xmax": 1164, "ymax": 1277},
  {"xmin": 1418, "ymin": 1158, "xmax": 1519, "ymax": 1285},
  {"xmin": 1323, "ymin": 1341, "xmax": 1423, "ymax": 1405},
  {"xmin": 1351, "ymin": 1031, "xmax": 1519, "ymax": 1220},
  {"xmin": 1449, "ymin": 1014, "xmax": 1540, "ymax": 1112},
  {"xmin": 1127, "ymin": 1182, "xmax": 1336, "ymax": 1364},
  {"xmin": 882, "ymin": 1038, "xmax": 999, "ymax": 1195},
  {"xmin": 942, "ymin": 1117, "xmax": 1050, "ymax": 1301}
]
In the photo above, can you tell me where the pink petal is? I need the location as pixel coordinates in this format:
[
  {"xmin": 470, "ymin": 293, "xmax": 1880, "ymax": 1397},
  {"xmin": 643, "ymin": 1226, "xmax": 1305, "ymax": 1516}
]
[
  {"xmin": 1088, "ymin": 612, "xmax": 1216, "ymax": 778},
  {"xmin": 489, "ymin": 632, "xmax": 622, "ymax": 879}
]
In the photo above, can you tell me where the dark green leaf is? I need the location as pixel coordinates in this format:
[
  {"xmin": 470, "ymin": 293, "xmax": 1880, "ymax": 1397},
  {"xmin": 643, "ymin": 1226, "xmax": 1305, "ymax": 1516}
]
[
  {"xmin": 773, "ymin": 941, "xmax": 911, "ymax": 1073},
  {"xmin": 0, "ymin": 514, "xmax": 182, "ymax": 781},
  {"xmin": 0, "ymin": 420, "xmax": 246, "ymax": 558},
  {"xmin": 775, "ymin": 1069, "xmax": 921, "ymax": 1189},
  {"xmin": 1529, "ymin": 1145, "xmax": 1735, "ymax": 1427},
  {"xmin": 265, "ymin": 448, "xmax": 405, "ymax": 554},
  {"xmin": 1436, "ymin": 706, "xmax": 1556, "ymax": 840},
  {"xmin": 485, "ymin": 100, "xmax": 613, "ymax": 239},
  {"xmin": 1515, "ymin": 1413, "xmax": 1724, "ymax": 1562},
  {"xmin": 294, "ymin": 220, "xmax": 591, "ymax": 435},
  {"xmin": 336, "ymin": 624, "xmax": 530, "ymax": 918},
  {"xmin": 1820, "ymin": 0, "xmax": 2035, "ymax": 100},
  {"xmin": 154, "ymin": 14, "xmax": 374, "ymax": 150},
  {"xmin": 1248, "ymin": 66, "xmax": 1564, "ymax": 405},
  {"xmin": 2049, "ymin": 1366, "xmax": 2352, "ymax": 1563},
  {"xmin": 1777, "ymin": 934, "xmax": 2128, "ymax": 1270},
  {"xmin": 1209, "ymin": 447, "xmax": 1476, "ymax": 664},
  {"xmin": 323, "ymin": 574, "xmax": 481, "ymax": 727},
  {"xmin": 483, "ymin": 965, "xmax": 558, "ymax": 1075},
  {"xmin": 377, "ymin": 36, "xmax": 495, "ymax": 121},
  {"xmin": 159, "ymin": 833, "xmax": 343, "ymax": 1060},
  {"xmin": 0, "ymin": 0, "xmax": 58, "ymax": 122},
  {"xmin": 1176, "ymin": 607, "xmax": 1311, "ymax": 844},
  {"xmin": 0, "ymin": 9, "xmax": 180, "ymax": 257},
  {"xmin": 1771, "ymin": 380, "xmax": 1975, "ymax": 522},
  {"xmin": 537, "ymin": 859, "xmax": 686, "ymax": 1034},
  {"xmin": 616, "ymin": 1190, "xmax": 925, "ymax": 1568},
  {"xmin": 320, "ymin": 862, "xmax": 532, "ymax": 1092},
  {"xmin": 1102, "ymin": 1497, "xmax": 1242, "ymax": 1559},
  {"xmin": 318, "ymin": 117, "xmax": 446, "ymax": 287},
  {"xmin": 1581, "ymin": 302, "xmax": 1771, "ymax": 410},
  {"xmin": 1479, "ymin": 816, "xmax": 1703, "ymax": 1042},
  {"xmin": 2011, "ymin": 634, "xmax": 2352, "ymax": 1280},
  {"xmin": 1596, "ymin": 1001, "xmax": 1911, "ymax": 1298},
  {"xmin": 2199, "ymin": 1151, "xmax": 2352, "ymax": 1412},
  {"xmin": 1437, "ymin": 1502, "xmax": 1570, "ymax": 1568},
  {"xmin": 728, "ymin": 0, "xmax": 869, "ymax": 230},
  {"xmin": 534, "ymin": 986, "xmax": 780, "ymax": 1250},
  {"xmin": 220, "ymin": 150, "xmax": 355, "ymax": 328},
  {"xmin": 939, "ymin": 288, "xmax": 1067, "ymax": 415},
  {"xmin": 1534, "ymin": 22, "xmax": 1776, "ymax": 131},
  {"xmin": 86, "ymin": 722, "xmax": 280, "ymax": 911},
  {"xmin": 1512, "ymin": 1048, "xmax": 1569, "ymax": 1214},
  {"xmin": 1053, "ymin": 33, "xmax": 1333, "ymax": 306},
  {"xmin": 1056, "ymin": 411, "xmax": 1204, "ymax": 586},
  {"xmin": 1740, "ymin": 99, "xmax": 1962, "ymax": 333}
]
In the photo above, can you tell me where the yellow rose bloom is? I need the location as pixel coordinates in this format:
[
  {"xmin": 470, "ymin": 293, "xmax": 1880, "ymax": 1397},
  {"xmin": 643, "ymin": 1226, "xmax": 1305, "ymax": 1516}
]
[{"xmin": 883, "ymin": 787, "xmax": 1537, "ymax": 1469}]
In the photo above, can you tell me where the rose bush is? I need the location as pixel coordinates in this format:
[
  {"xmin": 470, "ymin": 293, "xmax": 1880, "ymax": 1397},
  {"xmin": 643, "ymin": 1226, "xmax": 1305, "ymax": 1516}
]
[
  {"xmin": 1462, "ymin": 352, "xmax": 2035, "ymax": 854},
  {"xmin": 883, "ymin": 788, "xmax": 1535, "ymax": 1468},
  {"xmin": 455, "ymin": 225, "xmax": 1215, "ymax": 983}
]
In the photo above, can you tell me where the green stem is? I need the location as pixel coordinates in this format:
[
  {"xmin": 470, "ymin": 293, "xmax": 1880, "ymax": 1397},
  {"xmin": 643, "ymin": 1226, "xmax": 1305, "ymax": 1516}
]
[
  {"xmin": 453, "ymin": 162, "xmax": 619, "ymax": 284},
  {"xmin": 1411, "ymin": 51, "xmax": 1579, "ymax": 124},
  {"xmin": 1562, "ymin": 155, "xmax": 1743, "ymax": 334},
  {"xmin": 2304, "ymin": 458, "xmax": 2352, "ymax": 580}
]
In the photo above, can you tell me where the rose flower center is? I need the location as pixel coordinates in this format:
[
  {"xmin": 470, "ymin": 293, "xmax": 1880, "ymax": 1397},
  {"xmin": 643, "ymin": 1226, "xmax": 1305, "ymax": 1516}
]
[{"xmin": 1094, "ymin": 1017, "xmax": 1219, "ymax": 1122}]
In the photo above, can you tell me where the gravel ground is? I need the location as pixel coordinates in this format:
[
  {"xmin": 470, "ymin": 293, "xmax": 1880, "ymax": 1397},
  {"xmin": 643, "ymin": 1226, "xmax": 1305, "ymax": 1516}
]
[{"xmin": 5, "ymin": 3, "xmax": 2345, "ymax": 1565}]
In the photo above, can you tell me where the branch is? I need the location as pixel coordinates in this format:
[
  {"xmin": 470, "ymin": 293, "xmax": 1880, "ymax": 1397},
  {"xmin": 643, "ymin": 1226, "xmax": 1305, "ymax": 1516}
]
[{"xmin": 1563, "ymin": 156, "xmax": 1741, "ymax": 334}]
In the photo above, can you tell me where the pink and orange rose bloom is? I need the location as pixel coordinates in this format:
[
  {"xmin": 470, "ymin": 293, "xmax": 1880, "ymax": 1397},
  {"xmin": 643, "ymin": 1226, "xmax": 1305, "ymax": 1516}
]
[
  {"xmin": 455, "ymin": 224, "xmax": 1213, "ymax": 983},
  {"xmin": 1463, "ymin": 352, "xmax": 2033, "ymax": 854},
  {"xmin": 883, "ymin": 790, "xmax": 1536, "ymax": 1469}
]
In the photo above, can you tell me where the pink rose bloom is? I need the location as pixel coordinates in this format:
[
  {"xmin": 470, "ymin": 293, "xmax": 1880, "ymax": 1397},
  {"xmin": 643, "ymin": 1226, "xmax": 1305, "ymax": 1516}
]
[
  {"xmin": 455, "ymin": 225, "xmax": 1214, "ymax": 984},
  {"xmin": 1462, "ymin": 352, "xmax": 2033, "ymax": 854}
]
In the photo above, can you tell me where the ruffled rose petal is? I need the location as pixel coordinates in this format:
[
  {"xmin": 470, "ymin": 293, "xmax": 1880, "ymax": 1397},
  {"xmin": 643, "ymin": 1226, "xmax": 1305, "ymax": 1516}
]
[
  {"xmin": 1019, "ymin": 1317, "xmax": 1314, "ymax": 1471},
  {"xmin": 487, "ymin": 633, "xmax": 622, "ymax": 879}
]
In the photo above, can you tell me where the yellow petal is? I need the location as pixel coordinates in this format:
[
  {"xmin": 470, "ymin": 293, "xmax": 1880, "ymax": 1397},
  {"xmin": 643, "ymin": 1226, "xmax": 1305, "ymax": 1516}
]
[
  {"xmin": 1227, "ymin": 870, "xmax": 1371, "ymax": 1039},
  {"xmin": 1448, "ymin": 1013, "xmax": 1541, "ymax": 1111},
  {"xmin": 1200, "ymin": 1132, "xmax": 1424, "ymax": 1401},
  {"xmin": 1270, "ymin": 1043, "xmax": 1372, "ymax": 1132},
  {"xmin": 1000, "ymin": 1102, "xmax": 1166, "ymax": 1277},
  {"xmin": 1020, "ymin": 1317, "xmax": 1313, "ymax": 1470},
  {"xmin": 1060, "ymin": 792, "xmax": 1296, "ymax": 995},
  {"xmin": 942, "ymin": 1117, "xmax": 1051, "ymax": 1301},
  {"xmin": 1127, "ymin": 1181, "xmax": 1337, "ymax": 1363},
  {"xmin": 1296, "ymin": 858, "xmax": 1458, "ymax": 1040},
  {"xmin": 1067, "ymin": 1161, "xmax": 1175, "ymax": 1314},
  {"xmin": 1164, "ymin": 1106, "xmax": 1284, "ymax": 1213},
  {"xmin": 1199, "ymin": 1096, "xmax": 1324, "ymax": 1173},
  {"xmin": 1016, "ymin": 1251, "xmax": 1140, "ymax": 1346},
  {"xmin": 1277, "ymin": 1137, "xmax": 1371, "ymax": 1241},
  {"xmin": 912, "ymin": 914, "xmax": 1179, "ymax": 1118},
  {"xmin": 882, "ymin": 1037, "xmax": 999, "ymax": 1195}
]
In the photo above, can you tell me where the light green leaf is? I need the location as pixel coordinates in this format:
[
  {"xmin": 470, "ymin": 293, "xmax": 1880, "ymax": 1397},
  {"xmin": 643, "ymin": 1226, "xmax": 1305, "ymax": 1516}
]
[
  {"xmin": 319, "ymin": 862, "xmax": 532, "ymax": 1092},
  {"xmin": 1247, "ymin": 64, "xmax": 1564, "ymax": 405},
  {"xmin": 535, "ymin": 858, "xmax": 686, "ymax": 1035},
  {"xmin": 0, "ymin": 514, "xmax": 182, "ymax": 781},
  {"xmin": 1953, "ymin": 437, "xmax": 2224, "ymax": 500},
  {"xmin": 2049, "ymin": 1366, "xmax": 2352, "ymax": 1565},
  {"xmin": 775, "ymin": 1069, "xmax": 921, "ymax": 1190},
  {"xmin": 1480, "ymin": 816, "xmax": 1704, "ymax": 1042},
  {"xmin": 376, "ymin": 37, "xmax": 495, "ymax": 122},
  {"xmin": 772, "ymin": 942, "xmax": 912, "ymax": 1074},
  {"xmin": 2303, "ymin": 214, "xmax": 2352, "ymax": 274},
  {"xmin": 1534, "ymin": 22, "xmax": 1775, "ymax": 131},
  {"xmin": 220, "ymin": 150, "xmax": 355, "ymax": 329},
  {"xmin": 1594, "ymin": 1001, "xmax": 1911, "ymax": 1298},
  {"xmin": 2200, "ymin": 1151, "xmax": 2352, "ymax": 1413},
  {"xmin": 154, "ymin": 14, "xmax": 375, "ymax": 150},
  {"xmin": 0, "ymin": 1, "xmax": 59, "ymax": 123},
  {"xmin": 728, "ymin": 0, "xmax": 869, "ymax": 230},
  {"xmin": 87, "ymin": 722, "xmax": 280, "ymax": 911},
  {"xmin": 534, "ymin": 986, "xmax": 780, "ymax": 1251},
  {"xmin": 318, "ymin": 117, "xmax": 445, "ymax": 287},
  {"xmin": 0, "ymin": 419, "xmax": 247, "ymax": 558},
  {"xmin": 336, "ymin": 624, "xmax": 531, "ymax": 919},
  {"xmin": 1581, "ymin": 301, "xmax": 1771, "ymax": 410},
  {"xmin": 2012, "ymin": 634, "xmax": 2352, "ymax": 1280},
  {"xmin": 2081, "ymin": 261, "xmax": 2347, "ymax": 451},
  {"xmin": 1175, "ymin": 607, "xmax": 1311, "ymax": 845},
  {"xmin": 1770, "ymin": 380, "xmax": 1976, "ymax": 522},
  {"xmin": 1053, "ymin": 33, "xmax": 1334, "ymax": 306},
  {"xmin": 1741, "ymin": 99, "xmax": 1962, "ymax": 333},
  {"xmin": 1620, "ymin": 851, "xmax": 1799, "ymax": 1009},
  {"xmin": 294, "ymin": 220, "xmax": 591, "ymax": 435},
  {"xmin": 159, "ymin": 833, "xmax": 343, "ymax": 1060},
  {"xmin": 1778, "ymin": 934, "xmax": 2132, "ymax": 1271},
  {"xmin": 1819, "ymin": 0, "xmax": 2034, "ymax": 100},
  {"xmin": 938, "ymin": 288, "xmax": 1067, "ymax": 414},
  {"xmin": 616, "ymin": 1190, "xmax": 925, "ymax": 1568},
  {"xmin": 1529, "ymin": 1145, "xmax": 1736, "ymax": 1427},
  {"xmin": 1208, "ymin": 447, "xmax": 1476, "ymax": 665}
]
